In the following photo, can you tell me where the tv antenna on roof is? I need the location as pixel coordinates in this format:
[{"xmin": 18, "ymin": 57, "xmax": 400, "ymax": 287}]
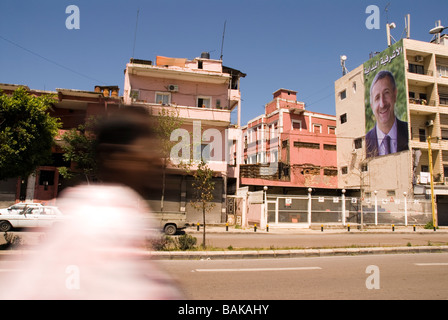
[
  {"xmin": 220, "ymin": 20, "xmax": 227, "ymax": 61},
  {"xmin": 384, "ymin": 2, "xmax": 391, "ymax": 24},
  {"xmin": 132, "ymin": 8, "xmax": 140, "ymax": 58}
]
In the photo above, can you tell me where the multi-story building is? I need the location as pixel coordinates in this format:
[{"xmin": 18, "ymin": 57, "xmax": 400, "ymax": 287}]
[
  {"xmin": 0, "ymin": 83, "xmax": 121, "ymax": 206},
  {"xmin": 241, "ymin": 88, "xmax": 338, "ymax": 193},
  {"xmin": 122, "ymin": 53, "xmax": 245, "ymax": 224},
  {"xmin": 335, "ymin": 30, "xmax": 448, "ymax": 226}
]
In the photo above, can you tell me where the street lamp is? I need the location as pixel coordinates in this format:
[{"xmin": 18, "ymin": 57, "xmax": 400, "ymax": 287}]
[
  {"xmin": 403, "ymin": 192, "xmax": 408, "ymax": 226},
  {"xmin": 341, "ymin": 189, "xmax": 346, "ymax": 226},
  {"xmin": 308, "ymin": 188, "xmax": 312, "ymax": 227},
  {"xmin": 374, "ymin": 190, "xmax": 378, "ymax": 226},
  {"xmin": 263, "ymin": 186, "xmax": 268, "ymax": 229}
]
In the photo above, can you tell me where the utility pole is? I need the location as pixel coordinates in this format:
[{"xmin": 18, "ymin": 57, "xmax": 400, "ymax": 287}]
[{"xmin": 428, "ymin": 136, "xmax": 437, "ymax": 228}]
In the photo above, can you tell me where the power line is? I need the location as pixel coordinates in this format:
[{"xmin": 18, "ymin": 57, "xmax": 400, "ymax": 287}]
[{"xmin": 0, "ymin": 34, "xmax": 106, "ymax": 85}]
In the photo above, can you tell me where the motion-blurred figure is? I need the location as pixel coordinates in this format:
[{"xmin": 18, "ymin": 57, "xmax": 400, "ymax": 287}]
[{"xmin": 0, "ymin": 107, "xmax": 183, "ymax": 299}]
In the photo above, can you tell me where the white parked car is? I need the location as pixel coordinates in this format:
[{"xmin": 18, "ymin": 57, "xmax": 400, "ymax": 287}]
[
  {"xmin": 0, "ymin": 206, "xmax": 65, "ymax": 232},
  {"xmin": 0, "ymin": 202, "xmax": 44, "ymax": 215}
]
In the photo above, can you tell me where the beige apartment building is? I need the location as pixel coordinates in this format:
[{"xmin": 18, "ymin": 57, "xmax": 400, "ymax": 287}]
[{"xmin": 335, "ymin": 34, "xmax": 448, "ymax": 226}]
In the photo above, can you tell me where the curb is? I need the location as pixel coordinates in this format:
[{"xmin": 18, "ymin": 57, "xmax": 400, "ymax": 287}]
[
  {"xmin": 146, "ymin": 245, "xmax": 448, "ymax": 260},
  {"xmin": 1, "ymin": 246, "xmax": 448, "ymax": 260}
]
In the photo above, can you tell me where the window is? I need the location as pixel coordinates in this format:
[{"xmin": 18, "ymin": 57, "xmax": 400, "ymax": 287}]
[
  {"xmin": 292, "ymin": 120, "xmax": 302, "ymax": 131},
  {"xmin": 324, "ymin": 169, "xmax": 338, "ymax": 176},
  {"xmin": 437, "ymin": 64, "xmax": 448, "ymax": 77},
  {"xmin": 39, "ymin": 170, "xmax": 55, "ymax": 186},
  {"xmin": 130, "ymin": 89, "xmax": 140, "ymax": 100},
  {"xmin": 409, "ymin": 64, "xmax": 424, "ymax": 75},
  {"xmin": 270, "ymin": 150, "xmax": 278, "ymax": 163},
  {"xmin": 339, "ymin": 90, "xmax": 347, "ymax": 100},
  {"xmin": 323, "ymin": 144, "xmax": 336, "ymax": 151},
  {"xmin": 155, "ymin": 92, "xmax": 171, "ymax": 105},
  {"xmin": 352, "ymin": 81, "xmax": 357, "ymax": 93},
  {"xmin": 442, "ymin": 129, "xmax": 448, "ymax": 140},
  {"xmin": 328, "ymin": 126, "xmax": 336, "ymax": 134},
  {"xmin": 354, "ymin": 138, "xmax": 363, "ymax": 149},
  {"xmin": 197, "ymin": 96, "xmax": 211, "ymax": 108},
  {"xmin": 249, "ymin": 154, "xmax": 257, "ymax": 164},
  {"xmin": 341, "ymin": 166, "xmax": 348, "ymax": 175},
  {"xmin": 340, "ymin": 113, "xmax": 347, "ymax": 124},
  {"xmin": 294, "ymin": 141, "xmax": 320, "ymax": 149},
  {"xmin": 270, "ymin": 123, "xmax": 278, "ymax": 139},
  {"xmin": 387, "ymin": 190, "xmax": 396, "ymax": 197},
  {"xmin": 361, "ymin": 163, "xmax": 368, "ymax": 172},
  {"xmin": 419, "ymin": 128, "xmax": 426, "ymax": 142},
  {"xmin": 440, "ymin": 94, "xmax": 448, "ymax": 105},
  {"xmin": 201, "ymin": 144, "xmax": 211, "ymax": 161},
  {"xmin": 313, "ymin": 124, "xmax": 322, "ymax": 134},
  {"xmin": 257, "ymin": 152, "xmax": 266, "ymax": 164}
]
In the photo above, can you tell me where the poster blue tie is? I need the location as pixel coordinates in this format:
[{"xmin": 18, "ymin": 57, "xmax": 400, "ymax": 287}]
[{"xmin": 384, "ymin": 135, "xmax": 391, "ymax": 155}]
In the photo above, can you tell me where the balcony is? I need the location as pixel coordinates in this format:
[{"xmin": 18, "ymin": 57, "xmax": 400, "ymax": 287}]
[
  {"xmin": 228, "ymin": 89, "xmax": 241, "ymax": 110},
  {"xmin": 132, "ymin": 102, "xmax": 232, "ymax": 126},
  {"xmin": 407, "ymin": 66, "xmax": 434, "ymax": 85}
]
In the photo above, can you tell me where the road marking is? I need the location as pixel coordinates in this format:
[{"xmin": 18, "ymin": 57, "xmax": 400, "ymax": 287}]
[
  {"xmin": 415, "ymin": 263, "xmax": 448, "ymax": 266},
  {"xmin": 193, "ymin": 266, "xmax": 322, "ymax": 272}
]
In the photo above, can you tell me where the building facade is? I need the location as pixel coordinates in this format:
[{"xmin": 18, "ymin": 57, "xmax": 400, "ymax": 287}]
[
  {"xmin": 335, "ymin": 34, "xmax": 448, "ymax": 226},
  {"xmin": 241, "ymin": 88, "xmax": 338, "ymax": 193},
  {"xmin": 122, "ymin": 54, "xmax": 245, "ymax": 224}
]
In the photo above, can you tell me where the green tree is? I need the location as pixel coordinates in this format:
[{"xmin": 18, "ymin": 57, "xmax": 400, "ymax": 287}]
[
  {"xmin": 188, "ymin": 159, "xmax": 215, "ymax": 249},
  {"xmin": 0, "ymin": 87, "xmax": 61, "ymax": 180},
  {"xmin": 58, "ymin": 118, "xmax": 98, "ymax": 184},
  {"xmin": 154, "ymin": 107, "xmax": 183, "ymax": 212}
]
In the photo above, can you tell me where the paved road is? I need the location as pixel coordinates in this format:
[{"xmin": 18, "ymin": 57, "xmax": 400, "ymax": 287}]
[{"xmin": 158, "ymin": 252, "xmax": 448, "ymax": 300}]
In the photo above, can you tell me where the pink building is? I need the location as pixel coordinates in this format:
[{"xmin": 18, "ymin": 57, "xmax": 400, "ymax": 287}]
[
  {"xmin": 123, "ymin": 54, "xmax": 245, "ymax": 224},
  {"xmin": 241, "ymin": 88, "xmax": 337, "ymax": 193}
]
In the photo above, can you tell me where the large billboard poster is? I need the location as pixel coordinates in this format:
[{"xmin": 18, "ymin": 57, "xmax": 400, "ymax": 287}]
[{"xmin": 364, "ymin": 39, "xmax": 408, "ymax": 158}]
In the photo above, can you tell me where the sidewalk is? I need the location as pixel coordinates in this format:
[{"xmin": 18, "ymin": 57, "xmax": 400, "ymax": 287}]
[
  {"xmin": 1, "ymin": 224, "xmax": 447, "ymax": 261},
  {"xmin": 185, "ymin": 224, "xmax": 448, "ymax": 234}
]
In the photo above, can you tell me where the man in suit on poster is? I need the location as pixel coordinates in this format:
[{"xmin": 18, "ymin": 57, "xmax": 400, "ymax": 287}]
[{"xmin": 365, "ymin": 70, "xmax": 409, "ymax": 158}]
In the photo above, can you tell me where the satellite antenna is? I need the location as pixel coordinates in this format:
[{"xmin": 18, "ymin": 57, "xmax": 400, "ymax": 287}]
[
  {"xmin": 404, "ymin": 14, "xmax": 411, "ymax": 39},
  {"xmin": 340, "ymin": 55, "xmax": 348, "ymax": 76},
  {"xmin": 386, "ymin": 22, "xmax": 396, "ymax": 47},
  {"xmin": 429, "ymin": 20, "xmax": 447, "ymax": 44}
]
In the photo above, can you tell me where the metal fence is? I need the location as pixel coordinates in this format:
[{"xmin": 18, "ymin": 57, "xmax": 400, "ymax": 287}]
[{"xmin": 266, "ymin": 194, "xmax": 433, "ymax": 226}]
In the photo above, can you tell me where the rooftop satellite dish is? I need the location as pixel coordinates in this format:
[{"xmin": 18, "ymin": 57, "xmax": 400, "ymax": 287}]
[{"xmin": 430, "ymin": 25, "xmax": 445, "ymax": 34}]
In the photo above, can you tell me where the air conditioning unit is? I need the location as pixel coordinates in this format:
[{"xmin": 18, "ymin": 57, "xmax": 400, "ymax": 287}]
[
  {"xmin": 168, "ymin": 84, "xmax": 178, "ymax": 92},
  {"xmin": 425, "ymin": 120, "xmax": 434, "ymax": 127},
  {"xmin": 415, "ymin": 55, "xmax": 424, "ymax": 62}
]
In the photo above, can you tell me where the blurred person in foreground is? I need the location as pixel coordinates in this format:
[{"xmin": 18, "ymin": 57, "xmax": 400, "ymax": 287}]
[{"xmin": 0, "ymin": 107, "xmax": 183, "ymax": 300}]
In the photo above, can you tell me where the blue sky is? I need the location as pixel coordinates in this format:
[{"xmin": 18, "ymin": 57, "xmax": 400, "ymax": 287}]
[{"xmin": 1, "ymin": 0, "xmax": 447, "ymax": 125}]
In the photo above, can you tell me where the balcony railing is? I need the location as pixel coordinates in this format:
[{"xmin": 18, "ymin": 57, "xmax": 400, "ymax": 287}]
[{"xmin": 408, "ymin": 98, "xmax": 436, "ymax": 106}]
